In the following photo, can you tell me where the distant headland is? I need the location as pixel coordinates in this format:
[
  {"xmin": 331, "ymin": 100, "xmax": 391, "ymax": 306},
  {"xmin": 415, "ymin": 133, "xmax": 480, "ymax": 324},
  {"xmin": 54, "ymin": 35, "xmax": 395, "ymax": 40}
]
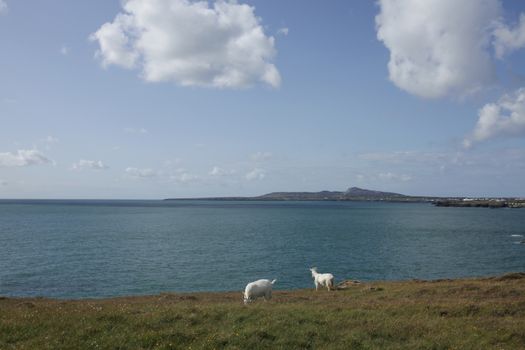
[{"xmin": 165, "ymin": 187, "xmax": 525, "ymax": 208}]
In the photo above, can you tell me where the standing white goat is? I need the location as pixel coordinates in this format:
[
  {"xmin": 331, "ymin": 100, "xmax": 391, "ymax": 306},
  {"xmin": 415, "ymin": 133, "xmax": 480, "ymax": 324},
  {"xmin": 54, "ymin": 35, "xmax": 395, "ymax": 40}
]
[
  {"xmin": 243, "ymin": 279, "xmax": 277, "ymax": 304},
  {"xmin": 310, "ymin": 267, "xmax": 334, "ymax": 291}
]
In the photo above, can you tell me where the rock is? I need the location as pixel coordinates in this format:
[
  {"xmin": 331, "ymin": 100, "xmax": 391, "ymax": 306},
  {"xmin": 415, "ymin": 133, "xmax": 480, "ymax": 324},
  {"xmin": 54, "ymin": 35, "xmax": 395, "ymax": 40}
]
[{"xmin": 336, "ymin": 280, "xmax": 361, "ymax": 289}]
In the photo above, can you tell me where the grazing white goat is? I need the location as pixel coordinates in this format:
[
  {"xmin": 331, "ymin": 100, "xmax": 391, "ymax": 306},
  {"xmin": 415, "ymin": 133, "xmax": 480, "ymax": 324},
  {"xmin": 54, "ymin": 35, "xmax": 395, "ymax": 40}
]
[
  {"xmin": 243, "ymin": 279, "xmax": 277, "ymax": 304},
  {"xmin": 310, "ymin": 267, "xmax": 334, "ymax": 291}
]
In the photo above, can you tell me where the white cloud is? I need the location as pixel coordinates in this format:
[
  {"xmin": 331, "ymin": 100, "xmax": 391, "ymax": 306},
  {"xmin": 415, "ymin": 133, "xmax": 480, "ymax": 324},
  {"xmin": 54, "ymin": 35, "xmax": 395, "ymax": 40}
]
[
  {"xmin": 277, "ymin": 27, "xmax": 289, "ymax": 36},
  {"xmin": 245, "ymin": 168, "xmax": 265, "ymax": 181},
  {"xmin": 0, "ymin": 0, "xmax": 7, "ymax": 15},
  {"xmin": 124, "ymin": 127, "xmax": 148, "ymax": 134},
  {"xmin": 124, "ymin": 165, "xmax": 200, "ymax": 183},
  {"xmin": 60, "ymin": 45, "xmax": 70, "ymax": 56},
  {"xmin": 355, "ymin": 174, "xmax": 365, "ymax": 182},
  {"xmin": 171, "ymin": 167, "xmax": 187, "ymax": 174},
  {"xmin": 0, "ymin": 179, "xmax": 7, "ymax": 186},
  {"xmin": 0, "ymin": 149, "xmax": 51, "ymax": 167},
  {"xmin": 358, "ymin": 150, "xmax": 466, "ymax": 176},
  {"xmin": 376, "ymin": 0, "xmax": 499, "ymax": 98},
  {"xmin": 125, "ymin": 167, "xmax": 157, "ymax": 178},
  {"xmin": 209, "ymin": 166, "xmax": 235, "ymax": 176},
  {"xmin": 90, "ymin": 0, "xmax": 280, "ymax": 88},
  {"xmin": 210, "ymin": 166, "xmax": 224, "ymax": 176},
  {"xmin": 163, "ymin": 159, "xmax": 182, "ymax": 168},
  {"xmin": 40, "ymin": 136, "xmax": 59, "ymax": 151},
  {"xmin": 42, "ymin": 136, "xmax": 59, "ymax": 144},
  {"xmin": 91, "ymin": 14, "xmax": 138, "ymax": 69},
  {"xmin": 170, "ymin": 172, "xmax": 200, "ymax": 183},
  {"xmin": 464, "ymin": 88, "xmax": 525, "ymax": 147},
  {"xmin": 358, "ymin": 151, "xmax": 448, "ymax": 164},
  {"xmin": 378, "ymin": 172, "xmax": 413, "ymax": 182},
  {"xmin": 71, "ymin": 159, "xmax": 109, "ymax": 171},
  {"xmin": 250, "ymin": 151, "xmax": 272, "ymax": 162},
  {"xmin": 493, "ymin": 13, "xmax": 525, "ymax": 58}
]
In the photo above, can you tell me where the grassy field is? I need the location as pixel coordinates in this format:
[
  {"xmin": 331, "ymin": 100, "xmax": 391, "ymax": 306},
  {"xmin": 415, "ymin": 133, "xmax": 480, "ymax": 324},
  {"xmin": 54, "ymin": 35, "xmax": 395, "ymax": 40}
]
[{"xmin": 1, "ymin": 273, "xmax": 525, "ymax": 349}]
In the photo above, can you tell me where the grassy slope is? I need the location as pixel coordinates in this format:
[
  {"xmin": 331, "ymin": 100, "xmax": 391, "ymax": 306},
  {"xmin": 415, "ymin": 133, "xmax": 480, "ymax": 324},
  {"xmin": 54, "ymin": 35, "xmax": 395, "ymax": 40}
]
[{"xmin": 1, "ymin": 274, "xmax": 525, "ymax": 350}]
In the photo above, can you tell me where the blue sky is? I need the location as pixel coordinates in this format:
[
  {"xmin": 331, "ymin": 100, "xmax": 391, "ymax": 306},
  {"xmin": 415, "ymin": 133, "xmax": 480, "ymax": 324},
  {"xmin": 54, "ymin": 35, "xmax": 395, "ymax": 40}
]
[{"xmin": 1, "ymin": 0, "xmax": 525, "ymax": 199}]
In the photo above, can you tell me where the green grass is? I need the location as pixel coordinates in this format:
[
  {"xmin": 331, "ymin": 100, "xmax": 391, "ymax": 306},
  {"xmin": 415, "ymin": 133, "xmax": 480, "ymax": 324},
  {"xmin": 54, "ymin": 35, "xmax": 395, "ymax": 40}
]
[{"xmin": 1, "ymin": 273, "xmax": 525, "ymax": 349}]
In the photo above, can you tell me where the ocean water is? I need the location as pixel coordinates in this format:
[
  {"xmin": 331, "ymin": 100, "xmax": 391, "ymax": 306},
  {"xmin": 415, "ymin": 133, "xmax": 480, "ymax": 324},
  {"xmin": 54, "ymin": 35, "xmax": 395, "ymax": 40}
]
[{"xmin": 0, "ymin": 200, "xmax": 524, "ymax": 299}]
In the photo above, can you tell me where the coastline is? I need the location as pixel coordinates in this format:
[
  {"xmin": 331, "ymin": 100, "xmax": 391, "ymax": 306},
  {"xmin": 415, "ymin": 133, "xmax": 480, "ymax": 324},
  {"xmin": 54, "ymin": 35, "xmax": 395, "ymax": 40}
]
[
  {"xmin": 1, "ymin": 272, "xmax": 523, "ymax": 301},
  {"xmin": 2, "ymin": 272, "xmax": 524, "ymax": 349}
]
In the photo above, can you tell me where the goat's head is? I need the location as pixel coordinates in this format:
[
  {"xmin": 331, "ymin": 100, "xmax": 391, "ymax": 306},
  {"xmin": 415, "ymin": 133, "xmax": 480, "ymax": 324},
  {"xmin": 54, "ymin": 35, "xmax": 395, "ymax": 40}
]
[
  {"xmin": 242, "ymin": 292, "xmax": 250, "ymax": 305},
  {"xmin": 310, "ymin": 267, "xmax": 317, "ymax": 278}
]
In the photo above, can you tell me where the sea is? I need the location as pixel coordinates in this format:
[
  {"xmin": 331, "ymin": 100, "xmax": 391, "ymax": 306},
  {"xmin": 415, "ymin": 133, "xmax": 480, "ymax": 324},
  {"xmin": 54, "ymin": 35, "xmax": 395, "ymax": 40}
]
[{"xmin": 0, "ymin": 200, "xmax": 524, "ymax": 299}]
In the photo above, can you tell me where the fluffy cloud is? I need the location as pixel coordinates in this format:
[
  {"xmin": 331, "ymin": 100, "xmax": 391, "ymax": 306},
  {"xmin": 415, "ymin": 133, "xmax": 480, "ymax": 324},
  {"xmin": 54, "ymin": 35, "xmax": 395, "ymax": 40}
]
[
  {"xmin": 170, "ymin": 172, "xmax": 200, "ymax": 183},
  {"xmin": 0, "ymin": 0, "xmax": 7, "ymax": 14},
  {"xmin": 41, "ymin": 136, "xmax": 60, "ymax": 150},
  {"xmin": 464, "ymin": 88, "xmax": 525, "ymax": 147},
  {"xmin": 250, "ymin": 151, "xmax": 272, "ymax": 162},
  {"xmin": 163, "ymin": 159, "xmax": 182, "ymax": 168},
  {"xmin": 245, "ymin": 168, "xmax": 265, "ymax": 181},
  {"xmin": 210, "ymin": 166, "xmax": 224, "ymax": 176},
  {"xmin": 277, "ymin": 27, "xmax": 289, "ymax": 36},
  {"xmin": 43, "ymin": 136, "xmax": 59, "ymax": 144},
  {"xmin": 209, "ymin": 166, "xmax": 235, "ymax": 176},
  {"xmin": 71, "ymin": 160, "xmax": 109, "ymax": 171},
  {"xmin": 0, "ymin": 149, "xmax": 51, "ymax": 167},
  {"xmin": 92, "ymin": 14, "xmax": 138, "ymax": 69},
  {"xmin": 493, "ymin": 13, "xmax": 525, "ymax": 58},
  {"xmin": 60, "ymin": 45, "xmax": 70, "ymax": 56},
  {"xmin": 378, "ymin": 172, "xmax": 413, "ymax": 182},
  {"xmin": 376, "ymin": 0, "xmax": 499, "ymax": 98},
  {"xmin": 125, "ymin": 167, "xmax": 157, "ymax": 178},
  {"xmin": 359, "ymin": 151, "xmax": 448, "ymax": 164},
  {"xmin": 90, "ymin": 0, "xmax": 280, "ymax": 88},
  {"xmin": 358, "ymin": 147, "xmax": 524, "ymax": 169}
]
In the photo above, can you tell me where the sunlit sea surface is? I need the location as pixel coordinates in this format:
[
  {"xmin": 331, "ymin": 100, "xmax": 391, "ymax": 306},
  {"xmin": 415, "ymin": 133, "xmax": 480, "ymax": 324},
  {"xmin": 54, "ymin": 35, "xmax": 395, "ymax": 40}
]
[{"xmin": 1, "ymin": 200, "xmax": 524, "ymax": 298}]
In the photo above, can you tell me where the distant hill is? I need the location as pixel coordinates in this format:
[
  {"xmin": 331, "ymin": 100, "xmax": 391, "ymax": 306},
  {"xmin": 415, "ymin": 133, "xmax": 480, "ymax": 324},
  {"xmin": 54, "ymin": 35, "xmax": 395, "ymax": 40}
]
[
  {"xmin": 165, "ymin": 189, "xmax": 524, "ymax": 206},
  {"xmin": 166, "ymin": 187, "xmax": 416, "ymax": 202},
  {"xmin": 255, "ymin": 187, "xmax": 407, "ymax": 201},
  {"xmin": 256, "ymin": 191, "xmax": 344, "ymax": 201},
  {"xmin": 344, "ymin": 187, "xmax": 406, "ymax": 199}
]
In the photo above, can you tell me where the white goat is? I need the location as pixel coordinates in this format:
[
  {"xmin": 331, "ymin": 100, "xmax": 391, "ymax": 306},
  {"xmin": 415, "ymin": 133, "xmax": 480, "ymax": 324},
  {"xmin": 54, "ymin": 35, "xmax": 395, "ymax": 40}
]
[
  {"xmin": 310, "ymin": 267, "xmax": 334, "ymax": 291},
  {"xmin": 243, "ymin": 279, "xmax": 277, "ymax": 304}
]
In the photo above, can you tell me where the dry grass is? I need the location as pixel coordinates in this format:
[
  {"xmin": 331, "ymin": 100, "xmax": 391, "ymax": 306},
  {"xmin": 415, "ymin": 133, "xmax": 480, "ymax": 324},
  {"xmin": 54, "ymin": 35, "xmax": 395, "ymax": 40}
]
[{"xmin": 1, "ymin": 273, "xmax": 525, "ymax": 349}]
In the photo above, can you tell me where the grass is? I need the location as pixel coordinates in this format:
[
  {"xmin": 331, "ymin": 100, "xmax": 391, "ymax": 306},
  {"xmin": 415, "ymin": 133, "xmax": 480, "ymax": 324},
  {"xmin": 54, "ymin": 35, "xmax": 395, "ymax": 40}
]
[{"xmin": 1, "ymin": 273, "xmax": 525, "ymax": 349}]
